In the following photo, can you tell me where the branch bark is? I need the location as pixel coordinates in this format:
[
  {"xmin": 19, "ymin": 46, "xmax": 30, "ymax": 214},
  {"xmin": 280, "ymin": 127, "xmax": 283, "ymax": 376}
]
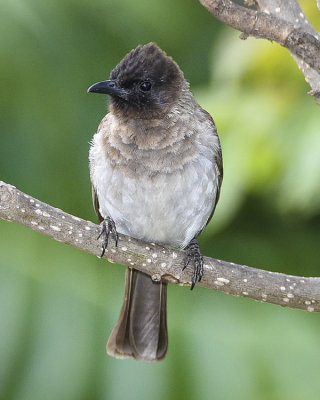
[
  {"xmin": 1, "ymin": 180, "xmax": 320, "ymax": 313},
  {"xmin": 199, "ymin": 0, "xmax": 320, "ymax": 101}
]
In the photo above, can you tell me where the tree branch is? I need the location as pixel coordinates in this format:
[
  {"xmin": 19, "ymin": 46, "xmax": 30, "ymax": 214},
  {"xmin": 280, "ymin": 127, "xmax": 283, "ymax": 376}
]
[
  {"xmin": 1, "ymin": 180, "xmax": 320, "ymax": 313},
  {"xmin": 199, "ymin": 0, "xmax": 320, "ymax": 101},
  {"xmin": 255, "ymin": 0, "xmax": 320, "ymax": 100}
]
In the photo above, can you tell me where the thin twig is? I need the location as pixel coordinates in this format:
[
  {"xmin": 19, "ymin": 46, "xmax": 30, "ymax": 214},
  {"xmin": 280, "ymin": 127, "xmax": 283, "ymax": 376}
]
[{"xmin": 1, "ymin": 181, "xmax": 319, "ymax": 313}]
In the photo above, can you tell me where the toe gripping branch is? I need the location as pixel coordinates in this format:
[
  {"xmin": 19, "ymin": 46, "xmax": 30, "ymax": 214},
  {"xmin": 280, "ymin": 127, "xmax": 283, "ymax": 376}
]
[
  {"xmin": 97, "ymin": 216, "xmax": 118, "ymax": 257},
  {"xmin": 183, "ymin": 238, "xmax": 204, "ymax": 290}
]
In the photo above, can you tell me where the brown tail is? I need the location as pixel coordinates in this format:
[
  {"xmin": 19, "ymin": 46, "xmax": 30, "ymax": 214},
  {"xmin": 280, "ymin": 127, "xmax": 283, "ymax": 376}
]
[{"xmin": 107, "ymin": 268, "xmax": 168, "ymax": 361}]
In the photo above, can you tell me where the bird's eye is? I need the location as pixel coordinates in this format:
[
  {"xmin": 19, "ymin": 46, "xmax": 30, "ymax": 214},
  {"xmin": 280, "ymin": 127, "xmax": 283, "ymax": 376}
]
[{"xmin": 139, "ymin": 81, "xmax": 152, "ymax": 92}]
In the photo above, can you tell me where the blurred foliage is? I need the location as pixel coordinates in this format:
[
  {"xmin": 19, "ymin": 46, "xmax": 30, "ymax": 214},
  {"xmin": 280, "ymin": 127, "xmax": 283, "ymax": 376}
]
[{"xmin": 1, "ymin": 0, "xmax": 320, "ymax": 399}]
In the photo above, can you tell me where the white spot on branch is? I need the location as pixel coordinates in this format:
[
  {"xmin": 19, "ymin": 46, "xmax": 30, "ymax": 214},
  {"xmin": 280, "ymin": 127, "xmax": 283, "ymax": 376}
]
[
  {"xmin": 50, "ymin": 225, "xmax": 61, "ymax": 231},
  {"xmin": 217, "ymin": 277, "xmax": 230, "ymax": 284}
]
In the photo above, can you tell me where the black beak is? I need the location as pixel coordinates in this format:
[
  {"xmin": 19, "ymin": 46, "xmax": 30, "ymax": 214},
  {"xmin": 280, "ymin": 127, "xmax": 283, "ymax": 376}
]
[{"xmin": 87, "ymin": 79, "xmax": 127, "ymax": 99}]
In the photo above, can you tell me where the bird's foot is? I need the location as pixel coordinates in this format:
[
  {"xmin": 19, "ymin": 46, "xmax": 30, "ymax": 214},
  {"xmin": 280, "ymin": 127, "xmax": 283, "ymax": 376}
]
[
  {"xmin": 183, "ymin": 238, "xmax": 203, "ymax": 290},
  {"xmin": 97, "ymin": 216, "xmax": 118, "ymax": 257}
]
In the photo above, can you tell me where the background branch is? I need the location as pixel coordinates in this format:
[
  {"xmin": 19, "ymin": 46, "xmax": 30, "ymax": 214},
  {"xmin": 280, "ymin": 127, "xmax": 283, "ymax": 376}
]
[
  {"xmin": 199, "ymin": 0, "xmax": 320, "ymax": 101},
  {"xmin": 1, "ymin": 180, "xmax": 320, "ymax": 313}
]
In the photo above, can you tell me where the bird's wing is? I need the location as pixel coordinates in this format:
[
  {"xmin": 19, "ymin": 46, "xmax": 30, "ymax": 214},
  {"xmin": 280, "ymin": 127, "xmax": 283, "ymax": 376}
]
[
  {"xmin": 197, "ymin": 112, "xmax": 223, "ymax": 235},
  {"xmin": 205, "ymin": 145, "xmax": 223, "ymax": 229},
  {"xmin": 92, "ymin": 185, "xmax": 104, "ymax": 223}
]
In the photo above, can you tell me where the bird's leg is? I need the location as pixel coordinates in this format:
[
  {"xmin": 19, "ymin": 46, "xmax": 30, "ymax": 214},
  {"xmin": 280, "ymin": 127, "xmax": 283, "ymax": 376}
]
[
  {"xmin": 97, "ymin": 216, "xmax": 118, "ymax": 257},
  {"xmin": 183, "ymin": 238, "xmax": 204, "ymax": 290}
]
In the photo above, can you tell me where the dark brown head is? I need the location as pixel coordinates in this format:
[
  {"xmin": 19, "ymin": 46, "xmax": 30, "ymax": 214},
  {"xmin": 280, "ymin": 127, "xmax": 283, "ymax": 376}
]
[{"xmin": 88, "ymin": 43, "xmax": 186, "ymax": 118}]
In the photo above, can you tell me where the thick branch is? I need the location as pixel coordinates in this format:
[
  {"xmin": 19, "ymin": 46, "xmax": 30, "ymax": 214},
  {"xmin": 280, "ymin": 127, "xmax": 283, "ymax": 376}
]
[
  {"xmin": 199, "ymin": 0, "xmax": 320, "ymax": 100},
  {"xmin": 1, "ymin": 180, "xmax": 320, "ymax": 313}
]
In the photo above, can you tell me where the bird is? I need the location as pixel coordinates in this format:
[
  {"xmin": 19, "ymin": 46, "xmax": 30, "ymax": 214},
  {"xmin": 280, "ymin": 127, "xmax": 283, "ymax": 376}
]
[{"xmin": 88, "ymin": 43, "xmax": 223, "ymax": 361}]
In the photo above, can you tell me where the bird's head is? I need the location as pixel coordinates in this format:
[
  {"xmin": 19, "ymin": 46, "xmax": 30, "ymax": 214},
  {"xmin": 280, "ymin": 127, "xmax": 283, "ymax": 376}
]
[{"xmin": 88, "ymin": 43, "xmax": 187, "ymax": 119}]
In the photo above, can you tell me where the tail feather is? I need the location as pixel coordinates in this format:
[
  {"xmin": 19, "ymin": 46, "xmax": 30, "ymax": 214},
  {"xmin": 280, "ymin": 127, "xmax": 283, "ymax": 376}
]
[{"xmin": 107, "ymin": 268, "xmax": 168, "ymax": 361}]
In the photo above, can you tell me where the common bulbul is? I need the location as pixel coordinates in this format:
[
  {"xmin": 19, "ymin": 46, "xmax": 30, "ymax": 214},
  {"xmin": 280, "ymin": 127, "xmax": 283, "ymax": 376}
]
[{"xmin": 88, "ymin": 43, "xmax": 223, "ymax": 361}]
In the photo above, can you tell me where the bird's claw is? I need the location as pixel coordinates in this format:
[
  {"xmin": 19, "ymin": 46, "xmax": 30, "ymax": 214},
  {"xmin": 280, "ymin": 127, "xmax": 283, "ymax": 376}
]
[
  {"xmin": 97, "ymin": 216, "xmax": 118, "ymax": 257},
  {"xmin": 183, "ymin": 238, "xmax": 203, "ymax": 290}
]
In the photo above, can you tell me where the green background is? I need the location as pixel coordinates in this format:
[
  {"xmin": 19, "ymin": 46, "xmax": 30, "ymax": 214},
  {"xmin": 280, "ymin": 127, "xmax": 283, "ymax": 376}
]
[{"xmin": 1, "ymin": 1, "xmax": 320, "ymax": 399}]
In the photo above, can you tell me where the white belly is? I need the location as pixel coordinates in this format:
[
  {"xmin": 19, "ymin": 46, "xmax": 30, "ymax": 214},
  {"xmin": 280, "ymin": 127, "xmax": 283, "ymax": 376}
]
[{"xmin": 90, "ymin": 136, "xmax": 218, "ymax": 248}]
